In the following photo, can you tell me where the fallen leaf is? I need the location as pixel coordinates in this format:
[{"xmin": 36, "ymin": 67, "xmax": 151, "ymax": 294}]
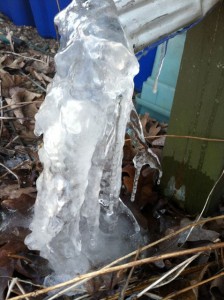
[
  {"xmin": 140, "ymin": 112, "xmax": 150, "ymax": 137},
  {"xmin": 4, "ymin": 87, "xmax": 42, "ymax": 135},
  {"xmin": 31, "ymin": 70, "xmax": 52, "ymax": 87},
  {"xmin": 0, "ymin": 70, "xmax": 26, "ymax": 97},
  {"xmin": 179, "ymin": 218, "xmax": 220, "ymax": 244},
  {"xmin": 15, "ymin": 253, "xmax": 50, "ymax": 279},
  {"xmin": 1, "ymin": 55, "xmax": 25, "ymax": 70},
  {"xmin": 123, "ymin": 134, "xmax": 137, "ymax": 163},
  {"xmin": 0, "ymin": 185, "xmax": 36, "ymax": 199},
  {"xmin": 210, "ymin": 276, "xmax": 224, "ymax": 300},
  {"xmin": 152, "ymin": 136, "xmax": 166, "ymax": 146},
  {"xmin": 0, "ymin": 261, "xmax": 14, "ymax": 299},
  {"xmin": 9, "ymin": 87, "xmax": 41, "ymax": 101},
  {"xmin": 26, "ymin": 55, "xmax": 55, "ymax": 75},
  {"xmin": 2, "ymin": 193, "xmax": 36, "ymax": 214},
  {"xmin": 148, "ymin": 122, "xmax": 161, "ymax": 138},
  {"xmin": 123, "ymin": 176, "xmax": 134, "ymax": 194},
  {"xmin": 5, "ymin": 97, "xmax": 25, "ymax": 124}
]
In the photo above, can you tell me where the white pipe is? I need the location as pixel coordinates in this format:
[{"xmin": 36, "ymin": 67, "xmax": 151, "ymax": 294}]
[{"xmin": 114, "ymin": 0, "xmax": 221, "ymax": 51}]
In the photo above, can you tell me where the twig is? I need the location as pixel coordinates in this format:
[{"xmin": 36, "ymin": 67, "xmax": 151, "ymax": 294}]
[
  {"xmin": 103, "ymin": 215, "xmax": 224, "ymax": 270},
  {"xmin": 221, "ymin": 247, "xmax": 224, "ymax": 269},
  {"xmin": 1, "ymin": 276, "xmax": 43, "ymax": 289},
  {"xmin": 182, "ymin": 169, "xmax": 224, "ymax": 245},
  {"xmin": 101, "ymin": 263, "xmax": 219, "ymax": 300},
  {"xmin": 34, "ymin": 215, "xmax": 224, "ymax": 298},
  {"xmin": 0, "ymin": 50, "xmax": 48, "ymax": 64},
  {"xmin": 7, "ymin": 254, "xmax": 32, "ymax": 263},
  {"xmin": 120, "ymin": 249, "xmax": 140, "ymax": 300},
  {"xmin": 72, "ymin": 295, "xmax": 89, "ymax": 300},
  {"xmin": 16, "ymin": 279, "xmax": 43, "ymax": 289},
  {"xmin": 0, "ymin": 162, "xmax": 20, "ymax": 186},
  {"xmin": 57, "ymin": 214, "xmax": 224, "ymax": 298},
  {"xmin": 6, "ymin": 28, "xmax": 14, "ymax": 52},
  {"xmin": 4, "ymin": 104, "xmax": 38, "ymax": 115},
  {"xmin": 6, "ymin": 278, "xmax": 30, "ymax": 300},
  {"xmin": 125, "ymin": 134, "xmax": 224, "ymax": 143},
  {"xmin": 44, "ymin": 280, "xmax": 86, "ymax": 300},
  {"xmin": 54, "ymin": 0, "xmax": 61, "ymax": 42},
  {"xmin": 1, "ymin": 105, "xmax": 32, "ymax": 160},
  {"xmin": 0, "ymin": 146, "xmax": 15, "ymax": 155},
  {"xmin": 145, "ymin": 293, "xmax": 163, "ymax": 300},
  {"xmin": 163, "ymin": 271, "xmax": 224, "ymax": 300},
  {"xmin": 19, "ymin": 70, "xmax": 46, "ymax": 93},
  {"xmin": 6, "ymin": 278, "xmax": 17, "ymax": 300},
  {"xmin": 0, "ymin": 160, "xmax": 29, "ymax": 180},
  {"xmin": 136, "ymin": 253, "xmax": 201, "ymax": 298},
  {"xmin": 5, "ymin": 136, "xmax": 20, "ymax": 148},
  {"xmin": 0, "ymin": 116, "xmax": 32, "ymax": 120},
  {"xmin": 7, "ymin": 242, "xmax": 224, "ymax": 300},
  {"xmin": 0, "ymin": 100, "xmax": 42, "ymax": 111},
  {"xmin": 15, "ymin": 280, "xmax": 30, "ymax": 300},
  {"xmin": 55, "ymin": 0, "xmax": 61, "ymax": 11}
]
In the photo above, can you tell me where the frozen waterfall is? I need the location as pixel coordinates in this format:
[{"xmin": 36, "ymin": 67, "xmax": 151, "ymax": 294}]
[{"xmin": 25, "ymin": 0, "xmax": 156, "ymax": 280}]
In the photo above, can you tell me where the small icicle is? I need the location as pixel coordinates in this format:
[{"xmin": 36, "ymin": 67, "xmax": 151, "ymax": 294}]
[
  {"xmin": 130, "ymin": 165, "xmax": 141, "ymax": 202},
  {"xmin": 153, "ymin": 40, "xmax": 168, "ymax": 94},
  {"xmin": 128, "ymin": 107, "xmax": 162, "ymax": 202},
  {"xmin": 131, "ymin": 149, "xmax": 162, "ymax": 202}
]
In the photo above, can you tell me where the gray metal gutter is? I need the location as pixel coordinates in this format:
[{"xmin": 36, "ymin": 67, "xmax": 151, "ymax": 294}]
[{"xmin": 114, "ymin": 0, "xmax": 221, "ymax": 51}]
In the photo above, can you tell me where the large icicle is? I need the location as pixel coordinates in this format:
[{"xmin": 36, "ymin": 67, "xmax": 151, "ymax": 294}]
[{"xmin": 25, "ymin": 0, "xmax": 142, "ymax": 278}]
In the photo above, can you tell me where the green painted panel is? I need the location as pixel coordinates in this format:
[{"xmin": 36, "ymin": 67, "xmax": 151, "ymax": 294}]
[{"xmin": 161, "ymin": 3, "xmax": 224, "ymax": 214}]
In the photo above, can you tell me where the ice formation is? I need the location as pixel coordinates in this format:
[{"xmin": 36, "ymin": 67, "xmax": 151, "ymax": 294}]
[{"xmin": 25, "ymin": 0, "xmax": 160, "ymax": 279}]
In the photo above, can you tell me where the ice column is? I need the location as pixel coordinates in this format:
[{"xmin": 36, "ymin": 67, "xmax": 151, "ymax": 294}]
[{"xmin": 25, "ymin": 0, "xmax": 141, "ymax": 277}]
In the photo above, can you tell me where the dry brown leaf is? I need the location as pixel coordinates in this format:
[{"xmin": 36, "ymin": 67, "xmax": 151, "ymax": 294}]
[
  {"xmin": 6, "ymin": 88, "xmax": 41, "ymax": 124},
  {"xmin": 26, "ymin": 57, "xmax": 54, "ymax": 74},
  {"xmin": 0, "ymin": 55, "xmax": 25, "ymax": 70},
  {"xmin": 2, "ymin": 193, "xmax": 36, "ymax": 214},
  {"xmin": 140, "ymin": 112, "xmax": 150, "ymax": 135},
  {"xmin": 123, "ymin": 176, "xmax": 134, "ymax": 194},
  {"xmin": 13, "ymin": 94, "xmax": 43, "ymax": 140},
  {"xmin": 152, "ymin": 136, "xmax": 166, "ymax": 146},
  {"xmin": 210, "ymin": 276, "xmax": 224, "ymax": 300},
  {"xmin": 148, "ymin": 122, "xmax": 161, "ymax": 137},
  {"xmin": 122, "ymin": 164, "xmax": 135, "ymax": 178},
  {"xmin": 32, "ymin": 70, "xmax": 52, "ymax": 87},
  {"xmin": 179, "ymin": 218, "xmax": 220, "ymax": 243},
  {"xmin": 0, "ymin": 54, "xmax": 11, "ymax": 68},
  {"xmin": 0, "ymin": 70, "xmax": 26, "ymax": 97},
  {"xmin": 122, "ymin": 162, "xmax": 157, "ymax": 210},
  {"xmin": 9, "ymin": 87, "xmax": 41, "ymax": 101},
  {"xmin": 122, "ymin": 165, "xmax": 135, "ymax": 193},
  {"xmin": 187, "ymin": 263, "xmax": 211, "ymax": 299},
  {"xmin": 5, "ymin": 97, "xmax": 25, "ymax": 123},
  {"xmin": 6, "ymin": 57, "xmax": 25, "ymax": 70},
  {"xmin": 41, "ymin": 72, "xmax": 52, "ymax": 83},
  {"xmin": 0, "ymin": 185, "xmax": 36, "ymax": 199},
  {"xmin": 123, "ymin": 134, "xmax": 137, "ymax": 163},
  {"xmin": 15, "ymin": 123, "xmax": 36, "ymax": 141},
  {"xmin": 32, "ymin": 69, "xmax": 45, "ymax": 84}
]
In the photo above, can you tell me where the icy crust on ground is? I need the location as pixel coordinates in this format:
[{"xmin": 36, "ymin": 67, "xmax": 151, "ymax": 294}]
[{"xmin": 25, "ymin": 0, "xmax": 141, "ymax": 277}]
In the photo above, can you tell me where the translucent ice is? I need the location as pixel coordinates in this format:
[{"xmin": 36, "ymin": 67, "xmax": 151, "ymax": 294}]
[
  {"xmin": 127, "ymin": 108, "xmax": 162, "ymax": 202},
  {"xmin": 25, "ymin": 0, "xmax": 143, "ymax": 278}
]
